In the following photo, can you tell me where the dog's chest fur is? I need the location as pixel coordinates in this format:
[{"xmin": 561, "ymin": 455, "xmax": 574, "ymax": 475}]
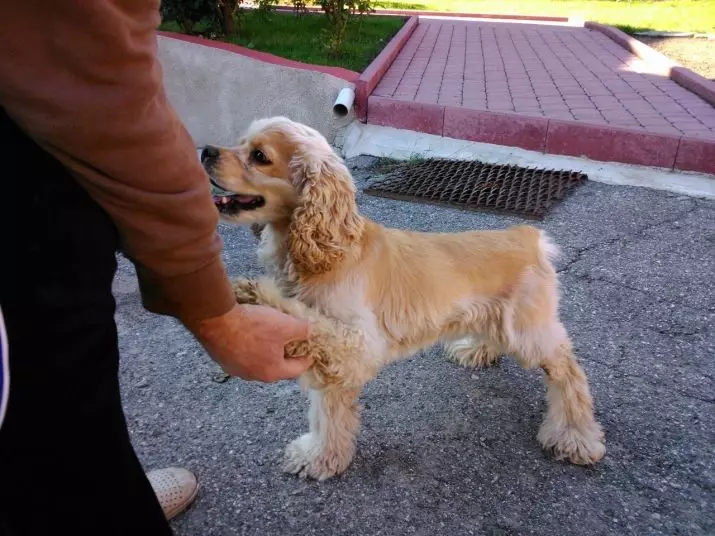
[
  {"xmin": 258, "ymin": 225, "xmax": 388, "ymax": 359},
  {"xmin": 300, "ymin": 274, "xmax": 390, "ymax": 361}
]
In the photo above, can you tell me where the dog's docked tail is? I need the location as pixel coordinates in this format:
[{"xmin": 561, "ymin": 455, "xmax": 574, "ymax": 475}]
[
  {"xmin": 511, "ymin": 225, "xmax": 561, "ymax": 273},
  {"xmin": 537, "ymin": 229, "xmax": 561, "ymax": 269}
]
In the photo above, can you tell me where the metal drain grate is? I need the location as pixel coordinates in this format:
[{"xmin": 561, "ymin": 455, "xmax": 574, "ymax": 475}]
[{"xmin": 363, "ymin": 159, "xmax": 587, "ymax": 220}]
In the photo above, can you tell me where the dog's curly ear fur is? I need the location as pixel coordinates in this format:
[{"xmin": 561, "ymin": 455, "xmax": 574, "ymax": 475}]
[{"xmin": 288, "ymin": 144, "xmax": 364, "ymax": 275}]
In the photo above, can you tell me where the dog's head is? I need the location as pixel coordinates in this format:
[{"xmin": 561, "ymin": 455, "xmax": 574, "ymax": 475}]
[
  {"xmin": 200, "ymin": 117, "xmax": 300, "ymax": 226},
  {"xmin": 202, "ymin": 116, "xmax": 364, "ymax": 274}
]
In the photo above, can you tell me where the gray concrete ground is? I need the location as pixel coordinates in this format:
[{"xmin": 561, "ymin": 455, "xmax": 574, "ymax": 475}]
[{"xmin": 116, "ymin": 157, "xmax": 714, "ymax": 536}]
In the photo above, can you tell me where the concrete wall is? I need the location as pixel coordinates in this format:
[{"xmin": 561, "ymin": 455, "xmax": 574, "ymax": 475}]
[{"xmin": 157, "ymin": 35, "xmax": 355, "ymax": 148}]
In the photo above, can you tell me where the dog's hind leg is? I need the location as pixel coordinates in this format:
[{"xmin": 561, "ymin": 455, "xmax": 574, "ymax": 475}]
[
  {"xmin": 445, "ymin": 335, "xmax": 502, "ymax": 368},
  {"xmin": 513, "ymin": 322, "xmax": 605, "ymax": 466},
  {"xmin": 507, "ymin": 237, "xmax": 605, "ymax": 466},
  {"xmin": 283, "ymin": 386, "xmax": 363, "ymax": 480}
]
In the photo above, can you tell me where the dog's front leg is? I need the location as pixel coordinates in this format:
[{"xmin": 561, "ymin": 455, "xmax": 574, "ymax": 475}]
[{"xmin": 283, "ymin": 386, "xmax": 362, "ymax": 481}]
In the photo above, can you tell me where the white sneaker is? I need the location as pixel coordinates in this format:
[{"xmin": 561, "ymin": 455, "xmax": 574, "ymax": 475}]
[{"xmin": 146, "ymin": 467, "xmax": 200, "ymax": 520}]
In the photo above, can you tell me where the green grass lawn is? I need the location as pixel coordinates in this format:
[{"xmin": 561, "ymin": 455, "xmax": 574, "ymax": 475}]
[
  {"xmin": 161, "ymin": 11, "xmax": 406, "ymax": 72},
  {"xmin": 377, "ymin": 0, "xmax": 715, "ymax": 34}
]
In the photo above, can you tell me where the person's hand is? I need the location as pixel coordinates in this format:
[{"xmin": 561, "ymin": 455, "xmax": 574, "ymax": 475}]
[{"xmin": 185, "ymin": 304, "xmax": 313, "ymax": 382}]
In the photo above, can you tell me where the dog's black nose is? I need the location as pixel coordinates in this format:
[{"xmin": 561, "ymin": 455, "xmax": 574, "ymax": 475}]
[{"xmin": 201, "ymin": 145, "xmax": 219, "ymax": 163}]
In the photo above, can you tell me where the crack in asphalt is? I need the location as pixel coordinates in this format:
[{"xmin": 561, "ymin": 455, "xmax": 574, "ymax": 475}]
[{"xmin": 556, "ymin": 202, "xmax": 699, "ymax": 277}]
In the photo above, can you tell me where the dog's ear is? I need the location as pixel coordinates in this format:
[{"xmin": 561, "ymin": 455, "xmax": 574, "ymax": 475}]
[{"xmin": 288, "ymin": 145, "xmax": 364, "ymax": 275}]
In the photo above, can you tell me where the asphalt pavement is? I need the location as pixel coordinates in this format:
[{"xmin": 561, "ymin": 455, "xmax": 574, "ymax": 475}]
[{"xmin": 116, "ymin": 156, "xmax": 714, "ymax": 536}]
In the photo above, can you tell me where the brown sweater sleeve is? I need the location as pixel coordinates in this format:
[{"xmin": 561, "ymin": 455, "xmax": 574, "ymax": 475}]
[{"xmin": 0, "ymin": 0, "xmax": 235, "ymax": 322}]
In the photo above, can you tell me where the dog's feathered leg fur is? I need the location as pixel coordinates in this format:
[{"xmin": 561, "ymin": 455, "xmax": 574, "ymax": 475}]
[
  {"xmin": 282, "ymin": 386, "xmax": 362, "ymax": 480},
  {"xmin": 232, "ymin": 277, "xmax": 377, "ymax": 479},
  {"xmin": 445, "ymin": 335, "xmax": 502, "ymax": 368},
  {"xmin": 506, "ymin": 237, "xmax": 605, "ymax": 465},
  {"xmin": 535, "ymin": 336, "xmax": 605, "ymax": 465}
]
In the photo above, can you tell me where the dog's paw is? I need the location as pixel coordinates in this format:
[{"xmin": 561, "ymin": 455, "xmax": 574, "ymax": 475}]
[
  {"xmin": 538, "ymin": 418, "xmax": 606, "ymax": 466},
  {"xmin": 282, "ymin": 433, "xmax": 353, "ymax": 481},
  {"xmin": 446, "ymin": 339, "xmax": 501, "ymax": 368},
  {"xmin": 231, "ymin": 278, "xmax": 259, "ymax": 305}
]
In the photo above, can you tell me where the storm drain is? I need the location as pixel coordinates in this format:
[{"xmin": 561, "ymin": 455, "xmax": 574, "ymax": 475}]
[{"xmin": 363, "ymin": 159, "xmax": 587, "ymax": 220}]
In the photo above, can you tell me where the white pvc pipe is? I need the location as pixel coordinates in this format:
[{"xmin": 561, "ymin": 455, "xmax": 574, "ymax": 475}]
[{"xmin": 333, "ymin": 87, "xmax": 355, "ymax": 117}]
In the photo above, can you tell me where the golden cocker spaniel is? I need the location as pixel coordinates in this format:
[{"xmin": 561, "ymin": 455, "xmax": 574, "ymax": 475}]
[{"xmin": 201, "ymin": 117, "xmax": 605, "ymax": 480}]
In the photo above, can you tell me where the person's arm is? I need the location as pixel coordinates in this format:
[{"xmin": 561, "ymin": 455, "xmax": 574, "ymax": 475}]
[
  {"xmin": 0, "ymin": 0, "xmax": 232, "ymax": 322},
  {"xmin": 0, "ymin": 0, "xmax": 313, "ymax": 381}
]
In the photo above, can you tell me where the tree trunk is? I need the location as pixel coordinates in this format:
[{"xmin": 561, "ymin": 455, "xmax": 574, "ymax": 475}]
[{"xmin": 220, "ymin": 1, "xmax": 236, "ymax": 36}]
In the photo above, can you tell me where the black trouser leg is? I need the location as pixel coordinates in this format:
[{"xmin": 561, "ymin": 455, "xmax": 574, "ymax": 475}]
[{"xmin": 0, "ymin": 109, "xmax": 173, "ymax": 536}]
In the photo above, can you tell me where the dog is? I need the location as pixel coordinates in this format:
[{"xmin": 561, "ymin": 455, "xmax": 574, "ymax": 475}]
[{"xmin": 201, "ymin": 116, "xmax": 606, "ymax": 480}]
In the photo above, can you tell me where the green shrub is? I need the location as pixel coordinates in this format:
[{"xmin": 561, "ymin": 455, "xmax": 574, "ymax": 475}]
[
  {"xmin": 160, "ymin": 0, "xmax": 242, "ymax": 35},
  {"xmin": 161, "ymin": 0, "xmax": 380, "ymax": 49},
  {"xmin": 257, "ymin": 0, "xmax": 280, "ymax": 15},
  {"xmin": 291, "ymin": 0, "xmax": 309, "ymax": 15},
  {"xmin": 319, "ymin": 0, "xmax": 378, "ymax": 53}
]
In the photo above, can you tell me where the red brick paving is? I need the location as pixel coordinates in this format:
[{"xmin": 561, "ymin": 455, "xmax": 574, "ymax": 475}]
[{"xmin": 371, "ymin": 20, "xmax": 715, "ymax": 142}]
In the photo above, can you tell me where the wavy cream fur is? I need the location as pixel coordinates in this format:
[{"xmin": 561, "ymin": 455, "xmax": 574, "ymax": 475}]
[{"xmin": 207, "ymin": 116, "xmax": 606, "ymax": 480}]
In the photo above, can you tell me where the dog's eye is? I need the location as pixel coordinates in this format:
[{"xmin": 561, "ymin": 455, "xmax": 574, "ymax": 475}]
[{"xmin": 251, "ymin": 149, "xmax": 271, "ymax": 165}]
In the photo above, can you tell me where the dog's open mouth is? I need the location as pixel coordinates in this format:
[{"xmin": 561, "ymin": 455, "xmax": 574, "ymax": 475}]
[
  {"xmin": 210, "ymin": 180, "xmax": 265, "ymax": 215},
  {"xmin": 213, "ymin": 193, "xmax": 265, "ymax": 214}
]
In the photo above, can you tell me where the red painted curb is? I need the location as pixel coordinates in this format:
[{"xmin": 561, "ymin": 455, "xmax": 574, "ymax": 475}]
[
  {"xmin": 354, "ymin": 16, "xmax": 418, "ymax": 121},
  {"xmin": 670, "ymin": 67, "xmax": 715, "ymax": 107},
  {"xmin": 373, "ymin": 10, "xmax": 569, "ymax": 22},
  {"xmin": 585, "ymin": 21, "xmax": 715, "ymax": 107},
  {"xmin": 443, "ymin": 107, "xmax": 549, "ymax": 152},
  {"xmin": 157, "ymin": 31, "xmax": 359, "ymax": 83},
  {"xmin": 368, "ymin": 96, "xmax": 444, "ymax": 135},
  {"xmin": 674, "ymin": 136, "xmax": 715, "ymax": 175},
  {"xmin": 272, "ymin": 5, "xmax": 570, "ymax": 22},
  {"xmin": 584, "ymin": 21, "xmax": 676, "ymax": 76},
  {"xmin": 545, "ymin": 119, "xmax": 681, "ymax": 169},
  {"xmin": 365, "ymin": 97, "xmax": 715, "ymax": 173}
]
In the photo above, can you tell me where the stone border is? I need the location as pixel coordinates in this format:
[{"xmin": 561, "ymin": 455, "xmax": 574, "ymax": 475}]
[
  {"xmin": 157, "ymin": 31, "xmax": 359, "ymax": 82},
  {"xmin": 367, "ymin": 96, "xmax": 715, "ymax": 174},
  {"xmin": 354, "ymin": 16, "xmax": 419, "ymax": 121},
  {"xmin": 360, "ymin": 18, "xmax": 715, "ymax": 174},
  {"xmin": 585, "ymin": 21, "xmax": 715, "ymax": 106},
  {"xmin": 272, "ymin": 6, "xmax": 570, "ymax": 23},
  {"xmin": 370, "ymin": 10, "xmax": 569, "ymax": 22}
]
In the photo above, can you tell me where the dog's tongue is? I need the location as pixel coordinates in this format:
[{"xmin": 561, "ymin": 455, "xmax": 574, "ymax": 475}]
[{"xmin": 212, "ymin": 194, "xmax": 258, "ymax": 205}]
